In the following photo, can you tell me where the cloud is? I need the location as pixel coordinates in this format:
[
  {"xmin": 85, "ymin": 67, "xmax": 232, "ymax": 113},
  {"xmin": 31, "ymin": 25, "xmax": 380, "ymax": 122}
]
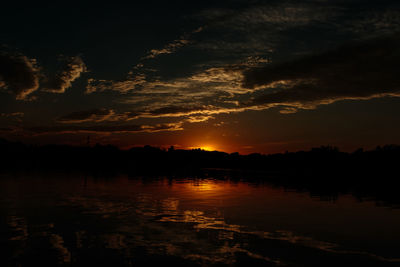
[
  {"xmin": 0, "ymin": 112, "xmax": 24, "ymax": 123},
  {"xmin": 86, "ymin": 74, "xmax": 146, "ymax": 94},
  {"xmin": 56, "ymin": 105, "xmax": 219, "ymax": 125},
  {"xmin": 56, "ymin": 105, "xmax": 232, "ymax": 128},
  {"xmin": 82, "ymin": 35, "xmax": 400, "ymax": 121},
  {"xmin": 242, "ymin": 35, "xmax": 400, "ymax": 112},
  {"xmin": 27, "ymin": 122, "xmax": 183, "ymax": 135},
  {"xmin": 0, "ymin": 112, "xmax": 24, "ymax": 118},
  {"xmin": 85, "ymin": 26, "xmax": 204, "ymax": 94},
  {"xmin": 0, "ymin": 53, "xmax": 87, "ymax": 99},
  {"xmin": 86, "ymin": 65, "xmax": 249, "ymax": 108},
  {"xmin": 57, "ymin": 109, "xmax": 139, "ymax": 124},
  {"xmin": 58, "ymin": 109, "xmax": 115, "ymax": 123},
  {"xmin": 189, "ymin": 67, "xmax": 248, "ymax": 94},
  {"xmin": 142, "ymin": 27, "xmax": 202, "ymax": 60},
  {"xmin": 141, "ymin": 104, "xmax": 257, "ymax": 120},
  {"xmin": 347, "ymin": 9, "xmax": 400, "ymax": 36},
  {"xmin": 42, "ymin": 56, "xmax": 87, "ymax": 93},
  {"xmin": 185, "ymin": 115, "xmax": 214, "ymax": 123},
  {"xmin": 191, "ymin": 2, "xmax": 339, "ymax": 59},
  {"xmin": 144, "ymin": 38, "xmax": 189, "ymax": 59},
  {"xmin": 146, "ymin": 105, "xmax": 210, "ymax": 117},
  {"xmin": 57, "ymin": 3, "xmax": 400, "ymax": 124},
  {"xmin": 141, "ymin": 104, "xmax": 250, "ymax": 119},
  {"xmin": 0, "ymin": 53, "xmax": 39, "ymax": 100}
]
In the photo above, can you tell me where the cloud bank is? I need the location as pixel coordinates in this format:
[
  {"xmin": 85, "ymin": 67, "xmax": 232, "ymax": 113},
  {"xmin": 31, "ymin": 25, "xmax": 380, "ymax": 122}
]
[{"xmin": 242, "ymin": 35, "xmax": 400, "ymax": 112}]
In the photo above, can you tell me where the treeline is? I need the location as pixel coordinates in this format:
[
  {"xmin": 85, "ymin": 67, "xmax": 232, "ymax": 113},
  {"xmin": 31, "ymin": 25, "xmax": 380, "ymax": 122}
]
[{"xmin": 0, "ymin": 139, "xmax": 399, "ymax": 175}]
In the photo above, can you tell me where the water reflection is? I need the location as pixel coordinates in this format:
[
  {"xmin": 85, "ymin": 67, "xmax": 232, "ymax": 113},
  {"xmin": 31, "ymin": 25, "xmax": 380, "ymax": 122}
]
[{"xmin": 1, "ymin": 174, "xmax": 400, "ymax": 266}]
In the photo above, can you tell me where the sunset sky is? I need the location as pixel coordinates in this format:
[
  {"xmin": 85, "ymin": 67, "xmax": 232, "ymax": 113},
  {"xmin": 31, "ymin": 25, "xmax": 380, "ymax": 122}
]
[{"xmin": 1, "ymin": 0, "xmax": 400, "ymax": 154}]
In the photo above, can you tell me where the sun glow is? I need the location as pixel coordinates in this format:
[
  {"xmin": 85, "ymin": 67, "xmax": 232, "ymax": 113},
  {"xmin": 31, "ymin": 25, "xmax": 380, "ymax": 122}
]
[
  {"xmin": 199, "ymin": 145, "xmax": 216, "ymax": 151},
  {"xmin": 188, "ymin": 145, "xmax": 217, "ymax": 151}
]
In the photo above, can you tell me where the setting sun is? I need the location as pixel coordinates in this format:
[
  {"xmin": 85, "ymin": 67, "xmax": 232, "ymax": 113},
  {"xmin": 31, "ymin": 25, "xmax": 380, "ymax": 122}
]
[
  {"xmin": 200, "ymin": 145, "xmax": 216, "ymax": 151},
  {"xmin": 188, "ymin": 145, "xmax": 217, "ymax": 151}
]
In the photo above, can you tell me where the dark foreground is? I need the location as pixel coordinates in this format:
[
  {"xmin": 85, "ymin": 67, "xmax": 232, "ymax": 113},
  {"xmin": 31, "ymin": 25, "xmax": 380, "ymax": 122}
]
[{"xmin": 1, "ymin": 172, "xmax": 399, "ymax": 267}]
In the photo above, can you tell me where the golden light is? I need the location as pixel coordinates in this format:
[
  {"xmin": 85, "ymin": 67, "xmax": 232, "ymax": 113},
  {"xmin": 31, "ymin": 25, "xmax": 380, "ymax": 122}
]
[
  {"xmin": 199, "ymin": 145, "xmax": 216, "ymax": 151},
  {"xmin": 188, "ymin": 145, "xmax": 217, "ymax": 151},
  {"xmin": 190, "ymin": 180, "xmax": 221, "ymax": 192}
]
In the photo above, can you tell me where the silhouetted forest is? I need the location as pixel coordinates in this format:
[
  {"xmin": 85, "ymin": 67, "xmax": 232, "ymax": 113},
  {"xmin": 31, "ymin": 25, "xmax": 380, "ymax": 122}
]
[{"xmin": 1, "ymin": 139, "xmax": 399, "ymax": 207}]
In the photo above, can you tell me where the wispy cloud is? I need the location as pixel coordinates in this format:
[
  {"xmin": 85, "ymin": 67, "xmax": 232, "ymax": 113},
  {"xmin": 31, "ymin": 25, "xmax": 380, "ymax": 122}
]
[
  {"xmin": 57, "ymin": 108, "xmax": 136, "ymax": 124},
  {"xmin": 345, "ymin": 9, "xmax": 400, "ymax": 37},
  {"xmin": 41, "ymin": 56, "xmax": 87, "ymax": 93},
  {"xmin": 185, "ymin": 115, "xmax": 214, "ymax": 123},
  {"xmin": 57, "ymin": 105, "xmax": 223, "ymax": 125},
  {"xmin": 85, "ymin": 65, "xmax": 250, "ymax": 112},
  {"xmin": 85, "ymin": 74, "xmax": 146, "ymax": 94},
  {"xmin": 0, "ymin": 112, "xmax": 24, "ymax": 123},
  {"xmin": 0, "ymin": 112, "xmax": 24, "ymax": 118},
  {"xmin": 27, "ymin": 122, "xmax": 184, "ymax": 135},
  {"xmin": 142, "ymin": 27, "xmax": 203, "ymax": 60},
  {"xmin": 143, "ymin": 39, "xmax": 190, "ymax": 59}
]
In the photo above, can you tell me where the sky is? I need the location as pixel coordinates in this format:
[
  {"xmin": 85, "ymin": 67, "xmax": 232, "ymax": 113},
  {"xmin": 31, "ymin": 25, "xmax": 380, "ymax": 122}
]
[{"xmin": 1, "ymin": 0, "xmax": 400, "ymax": 154}]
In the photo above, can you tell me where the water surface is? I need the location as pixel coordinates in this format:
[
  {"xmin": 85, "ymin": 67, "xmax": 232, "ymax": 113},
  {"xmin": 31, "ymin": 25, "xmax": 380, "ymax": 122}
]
[{"xmin": 1, "ymin": 173, "xmax": 399, "ymax": 266}]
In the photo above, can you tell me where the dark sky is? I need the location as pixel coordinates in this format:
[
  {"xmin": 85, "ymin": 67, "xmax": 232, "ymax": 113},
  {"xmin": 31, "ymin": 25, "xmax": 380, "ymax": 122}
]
[{"xmin": 1, "ymin": 0, "xmax": 400, "ymax": 153}]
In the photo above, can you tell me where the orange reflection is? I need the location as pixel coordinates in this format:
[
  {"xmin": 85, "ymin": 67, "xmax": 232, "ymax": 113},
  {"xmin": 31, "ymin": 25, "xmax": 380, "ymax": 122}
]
[
  {"xmin": 179, "ymin": 179, "xmax": 249, "ymax": 201},
  {"xmin": 189, "ymin": 180, "xmax": 222, "ymax": 192}
]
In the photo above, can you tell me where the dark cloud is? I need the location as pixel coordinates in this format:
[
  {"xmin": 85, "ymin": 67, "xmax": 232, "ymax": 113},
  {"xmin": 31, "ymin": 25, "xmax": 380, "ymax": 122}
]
[
  {"xmin": 57, "ymin": 109, "xmax": 140, "ymax": 124},
  {"xmin": 57, "ymin": 105, "xmax": 219, "ymax": 126},
  {"xmin": 0, "ymin": 112, "xmax": 24, "ymax": 123},
  {"xmin": 0, "ymin": 112, "xmax": 24, "ymax": 118},
  {"xmin": 242, "ymin": 35, "xmax": 400, "ymax": 112},
  {"xmin": 41, "ymin": 56, "xmax": 87, "ymax": 93},
  {"xmin": 0, "ymin": 53, "xmax": 86, "ymax": 99},
  {"xmin": 57, "ymin": 109, "xmax": 115, "ymax": 123},
  {"xmin": 0, "ymin": 53, "xmax": 39, "ymax": 100},
  {"xmin": 27, "ymin": 122, "xmax": 183, "ymax": 135},
  {"xmin": 147, "ymin": 105, "xmax": 208, "ymax": 116},
  {"xmin": 85, "ymin": 75, "xmax": 146, "ymax": 94},
  {"xmin": 0, "ymin": 127, "xmax": 15, "ymax": 133},
  {"xmin": 143, "ymin": 38, "xmax": 190, "ymax": 59}
]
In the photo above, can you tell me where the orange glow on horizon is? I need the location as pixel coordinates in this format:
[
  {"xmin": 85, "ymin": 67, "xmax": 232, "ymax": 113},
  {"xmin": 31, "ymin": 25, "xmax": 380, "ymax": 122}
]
[{"xmin": 188, "ymin": 145, "xmax": 218, "ymax": 151}]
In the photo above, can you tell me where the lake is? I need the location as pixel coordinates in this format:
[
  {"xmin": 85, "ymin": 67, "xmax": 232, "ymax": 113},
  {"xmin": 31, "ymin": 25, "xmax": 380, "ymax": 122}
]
[{"xmin": 1, "ymin": 172, "xmax": 399, "ymax": 266}]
